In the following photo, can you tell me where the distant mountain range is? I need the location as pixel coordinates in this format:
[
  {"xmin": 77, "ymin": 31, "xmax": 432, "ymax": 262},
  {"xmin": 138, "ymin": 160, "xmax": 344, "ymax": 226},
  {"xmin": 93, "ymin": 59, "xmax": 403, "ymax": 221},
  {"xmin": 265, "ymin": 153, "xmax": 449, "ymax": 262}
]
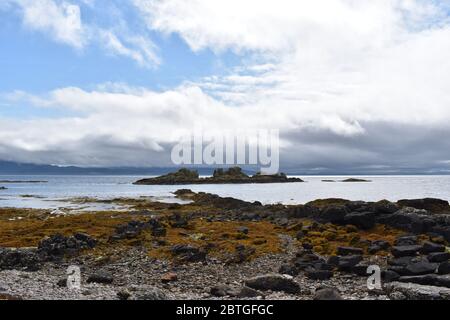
[
  {"xmin": 0, "ymin": 160, "xmax": 447, "ymax": 176},
  {"xmin": 0, "ymin": 161, "xmax": 258, "ymax": 176}
]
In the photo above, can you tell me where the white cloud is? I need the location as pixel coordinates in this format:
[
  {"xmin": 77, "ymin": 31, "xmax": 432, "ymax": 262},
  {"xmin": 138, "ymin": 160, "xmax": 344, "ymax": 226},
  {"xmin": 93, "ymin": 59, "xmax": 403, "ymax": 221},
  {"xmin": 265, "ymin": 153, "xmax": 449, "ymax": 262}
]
[
  {"xmin": 4, "ymin": 0, "xmax": 160, "ymax": 67},
  {"xmin": 16, "ymin": 0, "xmax": 85, "ymax": 48}
]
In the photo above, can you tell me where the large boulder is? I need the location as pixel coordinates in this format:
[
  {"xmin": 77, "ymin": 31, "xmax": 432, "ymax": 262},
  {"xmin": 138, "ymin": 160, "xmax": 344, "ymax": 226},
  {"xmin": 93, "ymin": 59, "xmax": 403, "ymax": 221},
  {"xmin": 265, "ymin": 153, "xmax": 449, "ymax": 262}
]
[
  {"xmin": 0, "ymin": 248, "xmax": 41, "ymax": 271},
  {"xmin": 398, "ymin": 275, "xmax": 450, "ymax": 288},
  {"xmin": 397, "ymin": 198, "xmax": 450, "ymax": 214},
  {"xmin": 244, "ymin": 274, "xmax": 301, "ymax": 294},
  {"xmin": 386, "ymin": 282, "xmax": 450, "ymax": 300},
  {"xmin": 38, "ymin": 233, "xmax": 96, "ymax": 260},
  {"xmin": 344, "ymin": 212, "xmax": 375, "ymax": 230},
  {"xmin": 391, "ymin": 245, "xmax": 423, "ymax": 258},
  {"xmin": 317, "ymin": 206, "xmax": 348, "ymax": 224}
]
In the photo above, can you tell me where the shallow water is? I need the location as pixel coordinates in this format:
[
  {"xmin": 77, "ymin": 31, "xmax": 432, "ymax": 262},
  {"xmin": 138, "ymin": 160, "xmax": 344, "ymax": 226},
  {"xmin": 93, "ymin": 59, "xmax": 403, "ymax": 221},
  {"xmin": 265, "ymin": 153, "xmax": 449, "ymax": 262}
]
[{"xmin": 1, "ymin": 175, "xmax": 450, "ymax": 210}]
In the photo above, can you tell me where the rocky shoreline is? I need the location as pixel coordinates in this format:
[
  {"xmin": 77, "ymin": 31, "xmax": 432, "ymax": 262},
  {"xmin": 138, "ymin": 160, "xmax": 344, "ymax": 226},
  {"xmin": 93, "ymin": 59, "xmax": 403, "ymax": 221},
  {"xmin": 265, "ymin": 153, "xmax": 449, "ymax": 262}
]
[
  {"xmin": 133, "ymin": 167, "xmax": 303, "ymax": 185},
  {"xmin": 1, "ymin": 191, "xmax": 450, "ymax": 300}
]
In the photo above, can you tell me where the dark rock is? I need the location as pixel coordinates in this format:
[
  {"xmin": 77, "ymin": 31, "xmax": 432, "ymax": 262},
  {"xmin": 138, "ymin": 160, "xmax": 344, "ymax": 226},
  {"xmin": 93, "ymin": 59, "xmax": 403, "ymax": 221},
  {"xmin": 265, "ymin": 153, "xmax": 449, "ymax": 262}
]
[
  {"xmin": 427, "ymin": 252, "xmax": 450, "ymax": 263},
  {"xmin": 352, "ymin": 263, "xmax": 370, "ymax": 277},
  {"xmin": 210, "ymin": 285, "xmax": 233, "ymax": 297},
  {"xmin": 244, "ymin": 274, "xmax": 300, "ymax": 294},
  {"xmin": 420, "ymin": 241, "xmax": 445, "ymax": 254},
  {"xmin": 404, "ymin": 261, "xmax": 438, "ymax": 276},
  {"xmin": 398, "ymin": 275, "xmax": 450, "ymax": 288},
  {"xmin": 438, "ymin": 261, "xmax": 450, "ymax": 275},
  {"xmin": 306, "ymin": 269, "xmax": 333, "ymax": 280},
  {"xmin": 372, "ymin": 200, "xmax": 399, "ymax": 214},
  {"xmin": 344, "ymin": 212, "xmax": 375, "ymax": 230},
  {"xmin": 391, "ymin": 245, "xmax": 422, "ymax": 258},
  {"xmin": 117, "ymin": 290, "xmax": 131, "ymax": 300},
  {"xmin": 337, "ymin": 255, "xmax": 363, "ymax": 271},
  {"xmin": 397, "ymin": 198, "xmax": 450, "ymax": 214},
  {"xmin": 236, "ymin": 286, "xmax": 262, "ymax": 298},
  {"xmin": 337, "ymin": 246, "xmax": 364, "ymax": 256},
  {"xmin": 395, "ymin": 236, "xmax": 418, "ymax": 246},
  {"xmin": 38, "ymin": 233, "xmax": 96, "ymax": 260},
  {"xmin": 170, "ymin": 244, "xmax": 206, "ymax": 263},
  {"xmin": 279, "ymin": 263, "xmax": 299, "ymax": 276},
  {"xmin": 313, "ymin": 287, "xmax": 343, "ymax": 300},
  {"xmin": 231, "ymin": 245, "xmax": 256, "ymax": 263},
  {"xmin": 388, "ymin": 256, "xmax": 417, "ymax": 267},
  {"xmin": 56, "ymin": 278, "xmax": 67, "ymax": 287},
  {"xmin": 295, "ymin": 231, "xmax": 305, "ymax": 240},
  {"xmin": 169, "ymin": 213, "xmax": 189, "ymax": 228},
  {"xmin": 0, "ymin": 248, "xmax": 41, "ymax": 271},
  {"xmin": 382, "ymin": 270, "xmax": 400, "ymax": 282},
  {"xmin": 317, "ymin": 206, "xmax": 348, "ymax": 224},
  {"xmin": 368, "ymin": 240, "xmax": 390, "ymax": 254},
  {"xmin": 87, "ymin": 271, "xmax": 114, "ymax": 284},
  {"xmin": 129, "ymin": 286, "xmax": 168, "ymax": 300}
]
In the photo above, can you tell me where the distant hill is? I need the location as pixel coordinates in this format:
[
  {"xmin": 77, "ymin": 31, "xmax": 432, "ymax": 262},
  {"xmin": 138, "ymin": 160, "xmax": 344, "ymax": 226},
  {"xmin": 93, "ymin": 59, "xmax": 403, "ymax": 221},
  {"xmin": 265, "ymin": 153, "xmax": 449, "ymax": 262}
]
[{"xmin": 0, "ymin": 161, "xmax": 259, "ymax": 176}]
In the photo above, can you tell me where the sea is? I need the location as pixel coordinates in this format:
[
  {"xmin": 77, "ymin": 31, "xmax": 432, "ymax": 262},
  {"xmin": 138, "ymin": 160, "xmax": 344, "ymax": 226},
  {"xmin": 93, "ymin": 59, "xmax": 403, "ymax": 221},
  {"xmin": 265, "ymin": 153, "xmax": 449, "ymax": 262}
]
[{"xmin": 1, "ymin": 175, "xmax": 450, "ymax": 210}]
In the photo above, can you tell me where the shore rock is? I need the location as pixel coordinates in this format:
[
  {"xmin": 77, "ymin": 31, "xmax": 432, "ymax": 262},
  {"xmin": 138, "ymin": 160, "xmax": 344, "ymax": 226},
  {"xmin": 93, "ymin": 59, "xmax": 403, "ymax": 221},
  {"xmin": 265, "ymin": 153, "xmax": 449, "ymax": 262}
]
[
  {"xmin": 398, "ymin": 275, "xmax": 450, "ymax": 288},
  {"xmin": 386, "ymin": 282, "xmax": 450, "ymax": 300},
  {"xmin": 397, "ymin": 198, "xmax": 450, "ymax": 214},
  {"xmin": 0, "ymin": 248, "xmax": 41, "ymax": 272},
  {"xmin": 391, "ymin": 245, "xmax": 422, "ymax": 258},
  {"xmin": 244, "ymin": 274, "xmax": 301, "ymax": 294},
  {"xmin": 38, "ymin": 233, "xmax": 97, "ymax": 260},
  {"xmin": 313, "ymin": 287, "xmax": 343, "ymax": 300},
  {"xmin": 87, "ymin": 271, "xmax": 114, "ymax": 284}
]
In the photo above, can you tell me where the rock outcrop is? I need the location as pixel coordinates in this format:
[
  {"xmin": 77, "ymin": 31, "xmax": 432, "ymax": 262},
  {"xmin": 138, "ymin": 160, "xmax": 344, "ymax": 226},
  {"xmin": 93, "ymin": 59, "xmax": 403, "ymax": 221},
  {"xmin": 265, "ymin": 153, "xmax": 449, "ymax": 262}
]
[{"xmin": 134, "ymin": 167, "xmax": 303, "ymax": 185}]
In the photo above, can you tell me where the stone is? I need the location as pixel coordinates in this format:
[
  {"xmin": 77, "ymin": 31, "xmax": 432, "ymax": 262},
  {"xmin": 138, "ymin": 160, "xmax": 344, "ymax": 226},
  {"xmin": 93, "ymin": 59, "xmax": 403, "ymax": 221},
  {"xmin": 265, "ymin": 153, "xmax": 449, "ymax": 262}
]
[
  {"xmin": 171, "ymin": 244, "xmax": 206, "ymax": 263},
  {"xmin": 210, "ymin": 285, "xmax": 233, "ymax": 297},
  {"xmin": 306, "ymin": 269, "xmax": 334, "ymax": 280},
  {"xmin": 385, "ymin": 282, "xmax": 450, "ymax": 300},
  {"xmin": 397, "ymin": 198, "xmax": 450, "ymax": 214},
  {"xmin": 38, "ymin": 233, "xmax": 96, "ymax": 259},
  {"xmin": 420, "ymin": 241, "xmax": 445, "ymax": 254},
  {"xmin": 130, "ymin": 286, "xmax": 168, "ymax": 300},
  {"xmin": 427, "ymin": 252, "xmax": 450, "ymax": 263},
  {"xmin": 404, "ymin": 261, "xmax": 438, "ymax": 276},
  {"xmin": 336, "ymin": 246, "xmax": 364, "ymax": 256},
  {"xmin": 438, "ymin": 261, "xmax": 450, "ymax": 275},
  {"xmin": 391, "ymin": 245, "xmax": 422, "ymax": 258},
  {"xmin": 313, "ymin": 287, "xmax": 343, "ymax": 300},
  {"xmin": 337, "ymin": 255, "xmax": 363, "ymax": 271},
  {"xmin": 395, "ymin": 236, "xmax": 418, "ymax": 246},
  {"xmin": 352, "ymin": 263, "xmax": 370, "ymax": 277},
  {"xmin": 317, "ymin": 206, "xmax": 348, "ymax": 224},
  {"xmin": 278, "ymin": 263, "xmax": 299, "ymax": 276},
  {"xmin": 117, "ymin": 290, "xmax": 131, "ymax": 300},
  {"xmin": 382, "ymin": 270, "xmax": 400, "ymax": 282},
  {"xmin": 368, "ymin": 240, "xmax": 390, "ymax": 254},
  {"xmin": 161, "ymin": 272, "xmax": 178, "ymax": 283},
  {"xmin": 398, "ymin": 275, "xmax": 450, "ymax": 288},
  {"xmin": 0, "ymin": 248, "xmax": 41, "ymax": 272},
  {"xmin": 244, "ymin": 274, "xmax": 301, "ymax": 294},
  {"xmin": 87, "ymin": 271, "xmax": 114, "ymax": 284},
  {"xmin": 344, "ymin": 212, "xmax": 375, "ymax": 230},
  {"xmin": 236, "ymin": 286, "xmax": 262, "ymax": 298}
]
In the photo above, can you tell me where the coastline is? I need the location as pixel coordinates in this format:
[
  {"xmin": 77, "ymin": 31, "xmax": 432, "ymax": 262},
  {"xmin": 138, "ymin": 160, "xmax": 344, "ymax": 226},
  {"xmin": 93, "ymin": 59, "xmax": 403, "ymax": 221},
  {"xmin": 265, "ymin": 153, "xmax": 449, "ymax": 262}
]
[{"xmin": 1, "ymin": 191, "xmax": 449, "ymax": 300}]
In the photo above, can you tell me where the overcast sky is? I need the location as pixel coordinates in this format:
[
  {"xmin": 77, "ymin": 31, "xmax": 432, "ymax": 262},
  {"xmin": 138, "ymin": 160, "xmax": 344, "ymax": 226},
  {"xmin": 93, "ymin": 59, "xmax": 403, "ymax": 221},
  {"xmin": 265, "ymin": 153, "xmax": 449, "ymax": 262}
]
[{"xmin": 1, "ymin": 0, "xmax": 450, "ymax": 173}]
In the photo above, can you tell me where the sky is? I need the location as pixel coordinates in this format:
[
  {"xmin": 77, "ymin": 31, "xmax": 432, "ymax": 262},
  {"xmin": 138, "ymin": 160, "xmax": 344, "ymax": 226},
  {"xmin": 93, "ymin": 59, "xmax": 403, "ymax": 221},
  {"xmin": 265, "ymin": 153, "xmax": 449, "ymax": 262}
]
[{"xmin": 1, "ymin": 0, "xmax": 450, "ymax": 173}]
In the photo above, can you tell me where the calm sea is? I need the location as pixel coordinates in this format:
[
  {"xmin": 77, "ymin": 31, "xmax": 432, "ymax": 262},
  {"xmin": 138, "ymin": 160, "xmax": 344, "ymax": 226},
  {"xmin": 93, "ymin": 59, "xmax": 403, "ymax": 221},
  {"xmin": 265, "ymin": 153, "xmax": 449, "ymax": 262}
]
[{"xmin": 0, "ymin": 175, "xmax": 449, "ymax": 209}]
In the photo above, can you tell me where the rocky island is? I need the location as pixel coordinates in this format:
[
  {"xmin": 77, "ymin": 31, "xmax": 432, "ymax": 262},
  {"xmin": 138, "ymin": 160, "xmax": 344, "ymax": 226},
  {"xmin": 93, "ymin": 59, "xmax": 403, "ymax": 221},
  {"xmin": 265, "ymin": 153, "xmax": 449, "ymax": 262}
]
[
  {"xmin": 133, "ymin": 167, "xmax": 304, "ymax": 185},
  {"xmin": 1, "ymin": 191, "xmax": 450, "ymax": 300}
]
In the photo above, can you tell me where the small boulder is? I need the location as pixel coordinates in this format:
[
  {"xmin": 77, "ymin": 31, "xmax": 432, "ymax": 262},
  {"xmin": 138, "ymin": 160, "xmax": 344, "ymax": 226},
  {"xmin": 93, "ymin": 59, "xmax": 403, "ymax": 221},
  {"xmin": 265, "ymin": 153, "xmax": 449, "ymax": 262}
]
[
  {"xmin": 391, "ymin": 245, "xmax": 422, "ymax": 258},
  {"xmin": 161, "ymin": 272, "xmax": 178, "ymax": 283},
  {"xmin": 420, "ymin": 241, "xmax": 445, "ymax": 254},
  {"xmin": 404, "ymin": 261, "xmax": 438, "ymax": 276},
  {"xmin": 427, "ymin": 252, "xmax": 450, "ymax": 263},
  {"xmin": 306, "ymin": 269, "xmax": 333, "ymax": 281},
  {"xmin": 438, "ymin": 261, "xmax": 450, "ymax": 275},
  {"xmin": 313, "ymin": 287, "xmax": 343, "ymax": 300},
  {"xmin": 244, "ymin": 274, "xmax": 301, "ymax": 294},
  {"xmin": 87, "ymin": 271, "xmax": 114, "ymax": 284},
  {"xmin": 344, "ymin": 212, "xmax": 375, "ymax": 230}
]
